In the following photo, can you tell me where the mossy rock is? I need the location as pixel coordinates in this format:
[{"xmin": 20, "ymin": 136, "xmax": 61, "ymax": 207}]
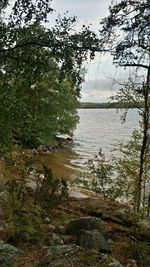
[
  {"xmin": 77, "ymin": 229, "xmax": 111, "ymax": 252},
  {"xmin": 66, "ymin": 217, "xmax": 106, "ymax": 236}
]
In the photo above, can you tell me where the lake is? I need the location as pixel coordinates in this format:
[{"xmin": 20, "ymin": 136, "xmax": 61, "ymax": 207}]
[
  {"xmin": 72, "ymin": 108, "xmax": 139, "ymax": 168},
  {"xmin": 37, "ymin": 109, "xmax": 139, "ymax": 179}
]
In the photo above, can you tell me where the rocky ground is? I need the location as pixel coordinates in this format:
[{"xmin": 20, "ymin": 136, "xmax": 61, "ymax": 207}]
[
  {"xmin": 1, "ymin": 147, "xmax": 150, "ymax": 267},
  {"xmin": 1, "ymin": 193, "xmax": 150, "ymax": 267}
]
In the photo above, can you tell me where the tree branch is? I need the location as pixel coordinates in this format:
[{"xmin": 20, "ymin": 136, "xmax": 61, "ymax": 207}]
[
  {"xmin": 120, "ymin": 63, "xmax": 149, "ymax": 69},
  {"xmin": 0, "ymin": 40, "xmax": 108, "ymax": 54}
]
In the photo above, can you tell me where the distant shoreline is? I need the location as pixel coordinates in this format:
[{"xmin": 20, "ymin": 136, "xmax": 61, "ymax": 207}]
[{"xmin": 79, "ymin": 102, "xmax": 142, "ymax": 109}]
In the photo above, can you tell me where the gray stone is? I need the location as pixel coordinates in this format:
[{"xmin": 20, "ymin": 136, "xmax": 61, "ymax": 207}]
[
  {"xmin": 43, "ymin": 244, "xmax": 121, "ymax": 267},
  {"xmin": 26, "ymin": 179, "xmax": 37, "ymax": 191},
  {"xmin": 108, "ymin": 260, "xmax": 124, "ymax": 267},
  {"xmin": 45, "ymin": 233, "xmax": 64, "ymax": 246},
  {"xmin": 77, "ymin": 229, "xmax": 111, "ymax": 252},
  {"xmin": 137, "ymin": 219, "xmax": 150, "ymax": 241},
  {"xmin": 0, "ymin": 241, "xmax": 20, "ymax": 267},
  {"xmin": 50, "ymin": 244, "xmax": 79, "ymax": 256},
  {"xmin": 65, "ymin": 216, "xmax": 106, "ymax": 236},
  {"xmin": 44, "ymin": 217, "xmax": 51, "ymax": 223},
  {"xmin": 0, "ymin": 220, "xmax": 6, "ymax": 230},
  {"xmin": 56, "ymin": 225, "xmax": 66, "ymax": 235},
  {"xmin": 62, "ymin": 235, "xmax": 77, "ymax": 244},
  {"xmin": 47, "ymin": 244, "xmax": 80, "ymax": 267}
]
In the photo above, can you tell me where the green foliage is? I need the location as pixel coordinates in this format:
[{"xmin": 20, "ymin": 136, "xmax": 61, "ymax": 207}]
[
  {"xmin": 87, "ymin": 129, "xmax": 150, "ymax": 216},
  {"xmin": 125, "ymin": 223, "xmax": 150, "ymax": 267},
  {"xmin": 7, "ymin": 205, "xmax": 43, "ymax": 244},
  {"xmin": 100, "ymin": 0, "xmax": 150, "ymax": 212},
  {"xmin": 100, "ymin": 0, "xmax": 150, "ymax": 69},
  {"xmin": 80, "ymin": 101, "xmax": 142, "ymax": 109},
  {"xmin": 35, "ymin": 164, "xmax": 68, "ymax": 207},
  {"xmin": 87, "ymin": 149, "xmax": 119, "ymax": 200},
  {"xmin": 110, "ymin": 77, "xmax": 150, "ymax": 213},
  {"xmin": 0, "ymin": 26, "xmax": 80, "ymax": 153},
  {"xmin": 0, "ymin": 0, "xmax": 99, "ymax": 155},
  {"xmin": 4, "ymin": 147, "xmax": 68, "ymax": 244},
  {"xmin": 114, "ymin": 130, "xmax": 150, "ymax": 214}
]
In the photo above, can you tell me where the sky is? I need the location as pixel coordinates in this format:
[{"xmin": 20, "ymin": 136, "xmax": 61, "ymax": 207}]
[
  {"xmin": 5, "ymin": 0, "xmax": 130, "ymax": 103},
  {"xmin": 49, "ymin": 0, "xmax": 129, "ymax": 103}
]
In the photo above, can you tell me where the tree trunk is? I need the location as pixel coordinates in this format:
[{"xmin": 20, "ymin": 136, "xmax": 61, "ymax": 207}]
[{"xmin": 136, "ymin": 66, "xmax": 150, "ymax": 212}]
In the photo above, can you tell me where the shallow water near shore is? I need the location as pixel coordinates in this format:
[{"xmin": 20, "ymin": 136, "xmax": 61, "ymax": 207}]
[
  {"xmin": 36, "ymin": 109, "xmax": 139, "ymax": 179},
  {"xmin": 35, "ymin": 147, "xmax": 84, "ymax": 181}
]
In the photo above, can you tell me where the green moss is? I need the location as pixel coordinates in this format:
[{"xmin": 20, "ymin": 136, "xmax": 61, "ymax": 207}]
[{"xmin": 80, "ymin": 251, "xmax": 102, "ymax": 266}]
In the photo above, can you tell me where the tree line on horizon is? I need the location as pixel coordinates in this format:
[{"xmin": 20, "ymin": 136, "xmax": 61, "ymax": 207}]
[{"xmin": 79, "ymin": 101, "xmax": 144, "ymax": 109}]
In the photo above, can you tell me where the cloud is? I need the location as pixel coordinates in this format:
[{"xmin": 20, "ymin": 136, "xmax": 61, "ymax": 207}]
[
  {"xmin": 48, "ymin": 0, "xmax": 130, "ymax": 102},
  {"xmin": 51, "ymin": 0, "xmax": 112, "ymax": 20},
  {"xmin": 50, "ymin": 0, "xmax": 112, "ymax": 30},
  {"xmin": 81, "ymin": 67, "xmax": 131, "ymax": 102},
  {"xmin": 82, "ymin": 78, "xmax": 114, "ymax": 91},
  {"xmin": 80, "ymin": 78, "xmax": 117, "ymax": 102}
]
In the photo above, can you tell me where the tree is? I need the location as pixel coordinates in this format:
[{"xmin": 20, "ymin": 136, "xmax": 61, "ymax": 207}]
[
  {"xmin": 115, "ymin": 130, "xmax": 150, "ymax": 214},
  {"xmin": 0, "ymin": 1, "xmax": 100, "ymax": 78},
  {"xmin": 100, "ymin": 0, "xmax": 150, "ymax": 212},
  {"xmin": 87, "ymin": 149, "xmax": 117, "ymax": 200},
  {"xmin": 1, "ymin": 29, "xmax": 80, "ymax": 148},
  {"xmin": 0, "ymin": 0, "xmax": 101, "ymax": 154}
]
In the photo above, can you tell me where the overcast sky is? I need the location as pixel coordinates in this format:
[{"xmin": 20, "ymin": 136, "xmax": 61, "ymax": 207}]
[{"xmin": 49, "ymin": 0, "xmax": 127, "ymax": 103}]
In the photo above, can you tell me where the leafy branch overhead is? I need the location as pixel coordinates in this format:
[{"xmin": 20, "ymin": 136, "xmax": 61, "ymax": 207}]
[
  {"xmin": 0, "ymin": 0, "xmax": 102, "ymax": 153},
  {"xmin": 0, "ymin": 1, "xmax": 102, "ymax": 78},
  {"xmin": 100, "ymin": 0, "xmax": 150, "ymax": 69}
]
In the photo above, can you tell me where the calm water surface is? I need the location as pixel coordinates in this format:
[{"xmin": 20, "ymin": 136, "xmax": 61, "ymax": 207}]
[
  {"xmin": 37, "ymin": 109, "xmax": 139, "ymax": 177},
  {"xmin": 72, "ymin": 109, "xmax": 139, "ymax": 169}
]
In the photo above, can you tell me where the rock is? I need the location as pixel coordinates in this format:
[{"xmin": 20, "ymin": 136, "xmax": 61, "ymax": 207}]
[
  {"xmin": 62, "ymin": 235, "xmax": 77, "ymax": 244},
  {"xmin": 0, "ymin": 191, "xmax": 9, "ymax": 204},
  {"xmin": 0, "ymin": 241, "xmax": 20, "ymax": 267},
  {"xmin": 56, "ymin": 225, "xmax": 66, "ymax": 235},
  {"xmin": 77, "ymin": 229, "xmax": 111, "ymax": 252},
  {"xmin": 46, "ymin": 245, "xmax": 119, "ymax": 267},
  {"xmin": 65, "ymin": 216, "xmax": 106, "ymax": 236},
  {"xmin": 44, "ymin": 217, "xmax": 51, "ymax": 224},
  {"xmin": 37, "ymin": 145, "xmax": 44, "ymax": 153},
  {"xmin": 136, "ymin": 219, "xmax": 150, "ymax": 241},
  {"xmin": 50, "ymin": 244, "xmax": 79, "ymax": 256},
  {"xmin": 47, "ymin": 224, "xmax": 56, "ymax": 232},
  {"xmin": 0, "ymin": 220, "xmax": 6, "ymax": 230},
  {"xmin": 44, "ymin": 233, "xmax": 64, "ymax": 246},
  {"xmin": 56, "ymin": 136, "xmax": 73, "ymax": 147},
  {"xmin": 112, "ymin": 210, "xmax": 134, "ymax": 226},
  {"xmin": 26, "ymin": 170, "xmax": 38, "ymax": 191},
  {"xmin": 108, "ymin": 259, "xmax": 124, "ymax": 267},
  {"xmin": 47, "ymin": 244, "xmax": 80, "ymax": 267}
]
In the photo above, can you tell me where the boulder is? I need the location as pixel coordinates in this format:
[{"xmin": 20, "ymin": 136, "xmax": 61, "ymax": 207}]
[
  {"xmin": 136, "ymin": 219, "xmax": 150, "ymax": 241},
  {"xmin": 77, "ymin": 229, "xmax": 111, "ymax": 252},
  {"xmin": 65, "ymin": 216, "xmax": 106, "ymax": 236},
  {"xmin": 0, "ymin": 241, "xmax": 20, "ymax": 267},
  {"xmin": 46, "ymin": 245, "xmax": 121, "ymax": 267}
]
